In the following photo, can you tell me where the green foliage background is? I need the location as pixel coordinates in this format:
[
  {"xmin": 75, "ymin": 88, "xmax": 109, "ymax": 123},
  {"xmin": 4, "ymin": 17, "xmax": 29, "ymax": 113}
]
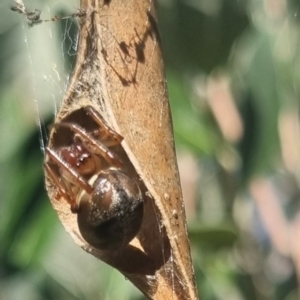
[{"xmin": 1, "ymin": 0, "xmax": 300, "ymax": 299}]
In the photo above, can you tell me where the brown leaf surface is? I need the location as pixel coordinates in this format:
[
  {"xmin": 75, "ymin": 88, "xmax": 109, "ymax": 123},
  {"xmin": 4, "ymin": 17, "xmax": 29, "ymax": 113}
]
[{"xmin": 45, "ymin": 0, "xmax": 199, "ymax": 299}]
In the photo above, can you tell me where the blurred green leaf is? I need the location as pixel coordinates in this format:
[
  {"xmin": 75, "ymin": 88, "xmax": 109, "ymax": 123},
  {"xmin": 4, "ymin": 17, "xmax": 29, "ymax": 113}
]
[{"xmin": 189, "ymin": 224, "xmax": 238, "ymax": 249}]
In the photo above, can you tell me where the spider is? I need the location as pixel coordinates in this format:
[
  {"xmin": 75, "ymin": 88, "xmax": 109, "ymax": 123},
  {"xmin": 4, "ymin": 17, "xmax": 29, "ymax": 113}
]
[{"xmin": 44, "ymin": 106, "xmax": 144, "ymax": 251}]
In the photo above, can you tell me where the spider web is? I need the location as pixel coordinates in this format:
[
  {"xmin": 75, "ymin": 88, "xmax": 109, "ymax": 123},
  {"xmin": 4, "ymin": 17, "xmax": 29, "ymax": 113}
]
[
  {"xmin": 8, "ymin": 0, "xmax": 79, "ymax": 152},
  {"xmin": 6, "ymin": 0, "xmax": 178, "ymax": 299}
]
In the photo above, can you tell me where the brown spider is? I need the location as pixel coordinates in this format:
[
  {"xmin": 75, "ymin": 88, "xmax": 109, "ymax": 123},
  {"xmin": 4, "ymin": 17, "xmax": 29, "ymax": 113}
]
[{"xmin": 44, "ymin": 106, "xmax": 144, "ymax": 251}]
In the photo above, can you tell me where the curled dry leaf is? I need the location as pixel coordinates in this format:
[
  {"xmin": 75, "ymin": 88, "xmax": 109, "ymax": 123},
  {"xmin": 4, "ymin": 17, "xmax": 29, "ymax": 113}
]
[{"xmin": 44, "ymin": 0, "xmax": 199, "ymax": 299}]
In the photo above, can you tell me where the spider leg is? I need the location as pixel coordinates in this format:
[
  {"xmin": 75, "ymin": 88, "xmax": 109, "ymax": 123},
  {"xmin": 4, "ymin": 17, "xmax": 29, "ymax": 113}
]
[
  {"xmin": 84, "ymin": 106, "xmax": 123, "ymax": 146},
  {"xmin": 45, "ymin": 148, "xmax": 94, "ymax": 195},
  {"xmin": 44, "ymin": 163, "xmax": 79, "ymax": 213},
  {"xmin": 54, "ymin": 123, "xmax": 123, "ymax": 168}
]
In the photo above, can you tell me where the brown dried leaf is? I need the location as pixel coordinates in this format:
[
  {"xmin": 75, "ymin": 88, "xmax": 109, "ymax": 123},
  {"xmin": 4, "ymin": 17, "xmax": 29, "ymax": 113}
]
[{"xmin": 45, "ymin": 0, "xmax": 199, "ymax": 299}]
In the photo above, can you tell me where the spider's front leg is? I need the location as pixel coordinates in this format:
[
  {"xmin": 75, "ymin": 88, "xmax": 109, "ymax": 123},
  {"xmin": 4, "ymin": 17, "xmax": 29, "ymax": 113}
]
[{"xmin": 84, "ymin": 106, "xmax": 123, "ymax": 147}]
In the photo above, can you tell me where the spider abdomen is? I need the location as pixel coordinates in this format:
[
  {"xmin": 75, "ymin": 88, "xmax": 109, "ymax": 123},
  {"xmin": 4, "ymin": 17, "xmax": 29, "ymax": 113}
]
[{"xmin": 77, "ymin": 169, "xmax": 144, "ymax": 251}]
